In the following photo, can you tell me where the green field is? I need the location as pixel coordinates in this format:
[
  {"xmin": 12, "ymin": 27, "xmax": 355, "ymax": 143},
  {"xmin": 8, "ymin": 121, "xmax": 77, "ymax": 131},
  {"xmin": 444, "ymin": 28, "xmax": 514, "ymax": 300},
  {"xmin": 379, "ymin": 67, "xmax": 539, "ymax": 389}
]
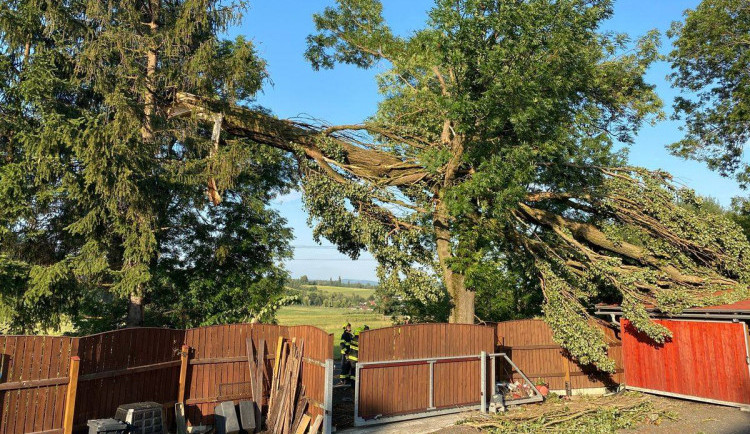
[
  {"xmin": 276, "ymin": 305, "xmax": 392, "ymax": 357},
  {"xmin": 299, "ymin": 284, "xmax": 377, "ymax": 297}
]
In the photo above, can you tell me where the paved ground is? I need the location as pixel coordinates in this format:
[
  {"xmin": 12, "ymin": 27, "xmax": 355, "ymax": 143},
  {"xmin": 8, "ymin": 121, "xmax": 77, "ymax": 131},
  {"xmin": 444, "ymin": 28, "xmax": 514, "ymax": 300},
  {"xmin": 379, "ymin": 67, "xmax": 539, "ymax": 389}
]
[
  {"xmin": 338, "ymin": 412, "xmax": 473, "ymax": 433},
  {"xmin": 619, "ymin": 396, "xmax": 750, "ymax": 434},
  {"xmin": 334, "ymin": 394, "xmax": 750, "ymax": 434}
]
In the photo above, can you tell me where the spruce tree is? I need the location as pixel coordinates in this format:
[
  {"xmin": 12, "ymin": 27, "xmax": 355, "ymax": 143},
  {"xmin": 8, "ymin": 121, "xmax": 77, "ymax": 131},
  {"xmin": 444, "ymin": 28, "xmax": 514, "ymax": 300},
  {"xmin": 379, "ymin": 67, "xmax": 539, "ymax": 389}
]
[{"xmin": 0, "ymin": 0, "xmax": 291, "ymax": 331}]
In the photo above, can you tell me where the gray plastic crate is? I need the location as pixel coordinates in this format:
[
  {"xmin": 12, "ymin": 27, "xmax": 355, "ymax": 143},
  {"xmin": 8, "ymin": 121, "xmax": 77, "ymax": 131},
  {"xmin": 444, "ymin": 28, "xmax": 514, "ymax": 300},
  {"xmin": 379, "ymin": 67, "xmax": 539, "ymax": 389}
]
[
  {"xmin": 87, "ymin": 418, "xmax": 128, "ymax": 434},
  {"xmin": 115, "ymin": 402, "xmax": 164, "ymax": 434}
]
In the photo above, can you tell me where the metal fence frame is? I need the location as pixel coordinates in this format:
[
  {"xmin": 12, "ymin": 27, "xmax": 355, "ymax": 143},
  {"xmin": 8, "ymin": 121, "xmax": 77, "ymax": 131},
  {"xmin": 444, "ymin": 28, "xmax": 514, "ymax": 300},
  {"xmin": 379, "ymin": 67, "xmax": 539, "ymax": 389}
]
[
  {"xmin": 488, "ymin": 352, "xmax": 544, "ymax": 408},
  {"xmin": 323, "ymin": 358, "xmax": 334, "ymax": 434},
  {"xmin": 353, "ymin": 351, "xmax": 541, "ymax": 426}
]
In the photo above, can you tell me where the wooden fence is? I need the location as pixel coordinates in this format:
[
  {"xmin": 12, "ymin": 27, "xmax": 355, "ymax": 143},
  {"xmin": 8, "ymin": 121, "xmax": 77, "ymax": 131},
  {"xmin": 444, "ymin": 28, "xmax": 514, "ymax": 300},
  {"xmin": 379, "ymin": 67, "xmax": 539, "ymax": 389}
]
[
  {"xmin": 1, "ymin": 319, "xmax": 627, "ymax": 432},
  {"xmin": 356, "ymin": 324, "xmax": 495, "ymax": 422},
  {"xmin": 0, "ymin": 335, "xmax": 77, "ymax": 434},
  {"xmin": 495, "ymin": 319, "xmax": 623, "ymax": 391},
  {"xmin": 0, "ymin": 324, "xmax": 332, "ymax": 434},
  {"xmin": 353, "ymin": 321, "xmax": 624, "ymax": 424},
  {"xmin": 183, "ymin": 324, "xmax": 332, "ymax": 425}
]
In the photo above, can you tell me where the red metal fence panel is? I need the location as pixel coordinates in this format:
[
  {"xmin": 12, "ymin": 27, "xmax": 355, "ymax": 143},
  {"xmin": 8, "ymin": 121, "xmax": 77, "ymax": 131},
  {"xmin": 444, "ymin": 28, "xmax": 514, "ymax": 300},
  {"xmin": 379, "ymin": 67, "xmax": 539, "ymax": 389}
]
[
  {"xmin": 495, "ymin": 319, "xmax": 623, "ymax": 391},
  {"xmin": 357, "ymin": 324, "xmax": 494, "ymax": 420},
  {"xmin": 621, "ymin": 318, "xmax": 750, "ymax": 406}
]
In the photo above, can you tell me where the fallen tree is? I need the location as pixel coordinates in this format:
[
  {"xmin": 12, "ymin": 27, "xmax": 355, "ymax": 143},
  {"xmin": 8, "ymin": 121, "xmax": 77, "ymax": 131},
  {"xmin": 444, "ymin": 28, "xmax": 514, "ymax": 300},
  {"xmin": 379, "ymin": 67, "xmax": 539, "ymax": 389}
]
[
  {"xmin": 171, "ymin": 93, "xmax": 750, "ymax": 370},
  {"xmin": 170, "ymin": 0, "xmax": 750, "ymax": 370}
]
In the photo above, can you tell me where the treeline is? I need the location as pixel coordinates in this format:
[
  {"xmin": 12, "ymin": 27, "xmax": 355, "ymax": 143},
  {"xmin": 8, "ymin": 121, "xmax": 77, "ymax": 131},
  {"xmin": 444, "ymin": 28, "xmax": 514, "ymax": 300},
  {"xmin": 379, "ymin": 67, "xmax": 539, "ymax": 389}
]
[
  {"xmin": 286, "ymin": 285, "xmax": 376, "ymax": 309},
  {"xmin": 286, "ymin": 276, "xmax": 378, "ymax": 290}
]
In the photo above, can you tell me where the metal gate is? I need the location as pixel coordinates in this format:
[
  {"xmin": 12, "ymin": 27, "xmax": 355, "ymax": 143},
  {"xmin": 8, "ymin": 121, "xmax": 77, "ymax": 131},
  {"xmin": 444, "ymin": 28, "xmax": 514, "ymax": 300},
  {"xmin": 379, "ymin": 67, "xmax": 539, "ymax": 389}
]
[
  {"xmin": 622, "ymin": 318, "xmax": 750, "ymax": 407},
  {"xmin": 352, "ymin": 324, "xmax": 542, "ymax": 426},
  {"xmin": 353, "ymin": 351, "xmax": 541, "ymax": 426}
]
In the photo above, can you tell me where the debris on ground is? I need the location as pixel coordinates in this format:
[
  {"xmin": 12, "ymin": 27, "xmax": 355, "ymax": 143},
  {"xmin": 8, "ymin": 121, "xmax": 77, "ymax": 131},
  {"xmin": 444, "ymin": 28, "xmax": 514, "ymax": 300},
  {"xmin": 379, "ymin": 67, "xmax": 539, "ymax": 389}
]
[{"xmin": 462, "ymin": 392, "xmax": 678, "ymax": 433}]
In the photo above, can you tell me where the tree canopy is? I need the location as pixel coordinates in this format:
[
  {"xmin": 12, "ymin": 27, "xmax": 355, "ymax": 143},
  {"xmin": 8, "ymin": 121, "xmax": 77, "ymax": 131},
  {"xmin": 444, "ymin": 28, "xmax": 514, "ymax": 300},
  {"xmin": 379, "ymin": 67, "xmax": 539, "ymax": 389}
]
[
  {"xmin": 668, "ymin": 0, "xmax": 750, "ymax": 185},
  {"xmin": 171, "ymin": 0, "xmax": 750, "ymax": 370}
]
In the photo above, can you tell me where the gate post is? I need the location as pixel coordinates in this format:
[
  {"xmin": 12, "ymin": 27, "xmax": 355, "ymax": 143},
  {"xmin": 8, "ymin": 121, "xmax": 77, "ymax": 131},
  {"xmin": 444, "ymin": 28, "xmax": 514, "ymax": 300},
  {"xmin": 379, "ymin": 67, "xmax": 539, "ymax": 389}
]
[
  {"xmin": 353, "ymin": 363, "xmax": 362, "ymax": 426},
  {"xmin": 324, "ymin": 358, "xmax": 334, "ymax": 434},
  {"xmin": 177, "ymin": 345, "xmax": 190, "ymax": 403},
  {"xmin": 480, "ymin": 351, "xmax": 487, "ymax": 413},
  {"xmin": 63, "ymin": 356, "xmax": 80, "ymax": 434}
]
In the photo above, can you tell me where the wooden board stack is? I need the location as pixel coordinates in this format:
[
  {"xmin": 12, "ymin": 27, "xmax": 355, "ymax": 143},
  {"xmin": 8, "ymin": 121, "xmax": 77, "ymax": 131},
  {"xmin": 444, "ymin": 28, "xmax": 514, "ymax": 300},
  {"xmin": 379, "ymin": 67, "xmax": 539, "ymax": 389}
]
[
  {"xmin": 264, "ymin": 338, "xmax": 315, "ymax": 434},
  {"xmin": 246, "ymin": 337, "xmax": 266, "ymax": 432}
]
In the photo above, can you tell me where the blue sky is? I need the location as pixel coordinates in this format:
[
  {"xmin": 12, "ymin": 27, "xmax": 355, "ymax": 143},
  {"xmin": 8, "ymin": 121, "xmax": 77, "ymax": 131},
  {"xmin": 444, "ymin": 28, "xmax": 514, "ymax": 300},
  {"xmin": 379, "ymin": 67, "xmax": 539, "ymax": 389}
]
[{"xmin": 230, "ymin": 0, "xmax": 743, "ymax": 281}]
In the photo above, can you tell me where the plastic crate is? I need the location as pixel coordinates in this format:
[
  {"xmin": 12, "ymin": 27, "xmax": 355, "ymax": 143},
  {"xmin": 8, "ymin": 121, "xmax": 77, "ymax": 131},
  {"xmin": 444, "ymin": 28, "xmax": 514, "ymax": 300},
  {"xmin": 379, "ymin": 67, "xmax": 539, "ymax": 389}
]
[
  {"xmin": 87, "ymin": 418, "xmax": 128, "ymax": 434},
  {"xmin": 115, "ymin": 402, "xmax": 164, "ymax": 434}
]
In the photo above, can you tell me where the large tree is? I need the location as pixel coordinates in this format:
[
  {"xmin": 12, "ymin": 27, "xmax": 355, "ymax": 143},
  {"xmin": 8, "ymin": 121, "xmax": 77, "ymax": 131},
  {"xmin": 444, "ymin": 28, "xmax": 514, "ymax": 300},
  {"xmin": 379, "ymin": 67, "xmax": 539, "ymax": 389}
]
[
  {"xmin": 173, "ymin": 0, "xmax": 750, "ymax": 369},
  {"xmin": 668, "ymin": 0, "xmax": 750, "ymax": 185},
  {"xmin": 0, "ymin": 0, "xmax": 293, "ymax": 331}
]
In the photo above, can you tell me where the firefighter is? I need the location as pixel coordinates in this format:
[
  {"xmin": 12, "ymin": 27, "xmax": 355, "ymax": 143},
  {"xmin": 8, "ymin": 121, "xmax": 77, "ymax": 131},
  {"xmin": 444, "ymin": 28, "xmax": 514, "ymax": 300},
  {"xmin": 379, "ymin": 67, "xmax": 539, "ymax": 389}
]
[
  {"xmin": 346, "ymin": 325, "xmax": 369, "ymax": 386},
  {"xmin": 339, "ymin": 323, "xmax": 353, "ymax": 385}
]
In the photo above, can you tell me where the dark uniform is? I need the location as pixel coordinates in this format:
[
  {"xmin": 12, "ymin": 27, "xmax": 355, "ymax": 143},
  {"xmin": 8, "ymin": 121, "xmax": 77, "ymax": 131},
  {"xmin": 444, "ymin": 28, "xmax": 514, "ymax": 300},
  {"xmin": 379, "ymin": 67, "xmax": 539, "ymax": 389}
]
[
  {"xmin": 346, "ymin": 325, "xmax": 368, "ymax": 386},
  {"xmin": 339, "ymin": 325, "xmax": 353, "ymax": 384},
  {"xmin": 346, "ymin": 327, "xmax": 362, "ymax": 386}
]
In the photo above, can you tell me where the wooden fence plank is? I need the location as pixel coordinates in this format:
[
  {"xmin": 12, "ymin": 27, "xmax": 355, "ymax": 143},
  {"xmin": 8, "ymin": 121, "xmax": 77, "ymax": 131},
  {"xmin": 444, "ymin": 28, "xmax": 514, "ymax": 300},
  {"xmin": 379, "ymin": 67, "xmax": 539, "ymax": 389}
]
[
  {"xmin": 62, "ymin": 356, "xmax": 80, "ymax": 434},
  {"xmin": 0, "ymin": 336, "xmax": 12, "ymax": 434}
]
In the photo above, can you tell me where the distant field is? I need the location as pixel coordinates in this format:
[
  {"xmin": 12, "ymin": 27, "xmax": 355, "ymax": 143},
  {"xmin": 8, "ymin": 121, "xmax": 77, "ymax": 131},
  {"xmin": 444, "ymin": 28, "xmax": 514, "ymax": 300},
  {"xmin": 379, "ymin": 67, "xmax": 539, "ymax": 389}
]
[
  {"xmin": 299, "ymin": 284, "xmax": 377, "ymax": 297},
  {"xmin": 276, "ymin": 305, "xmax": 392, "ymax": 357}
]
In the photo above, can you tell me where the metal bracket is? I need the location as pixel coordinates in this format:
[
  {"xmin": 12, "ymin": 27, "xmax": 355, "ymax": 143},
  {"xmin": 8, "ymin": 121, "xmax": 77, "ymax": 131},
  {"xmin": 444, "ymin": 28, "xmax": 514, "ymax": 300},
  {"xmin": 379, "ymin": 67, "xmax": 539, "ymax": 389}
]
[{"xmin": 428, "ymin": 360, "xmax": 436, "ymax": 410}]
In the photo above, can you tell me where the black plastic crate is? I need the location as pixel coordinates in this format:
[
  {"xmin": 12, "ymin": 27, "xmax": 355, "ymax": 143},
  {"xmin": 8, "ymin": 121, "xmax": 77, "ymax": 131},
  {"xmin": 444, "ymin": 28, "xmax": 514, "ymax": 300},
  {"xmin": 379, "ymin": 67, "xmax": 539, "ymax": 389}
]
[
  {"xmin": 87, "ymin": 418, "xmax": 128, "ymax": 434},
  {"xmin": 115, "ymin": 402, "xmax": 164, "ymax": 434}
]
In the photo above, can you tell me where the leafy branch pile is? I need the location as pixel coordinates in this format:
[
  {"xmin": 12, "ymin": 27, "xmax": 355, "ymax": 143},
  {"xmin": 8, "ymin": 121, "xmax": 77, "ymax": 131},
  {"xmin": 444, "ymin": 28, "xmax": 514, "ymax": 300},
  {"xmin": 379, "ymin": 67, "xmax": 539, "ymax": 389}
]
[{"xmin": 464, "ymin": 392, "xmax": 677, "ymax": 433}]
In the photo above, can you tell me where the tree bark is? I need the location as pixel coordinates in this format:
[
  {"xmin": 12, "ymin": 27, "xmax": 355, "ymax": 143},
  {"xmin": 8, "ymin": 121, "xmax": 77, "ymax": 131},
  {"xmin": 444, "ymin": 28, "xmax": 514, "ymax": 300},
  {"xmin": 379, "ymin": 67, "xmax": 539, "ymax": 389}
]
[
  {"xmin": 435, "ymin": 201, "xmax": 474, "ymax": 324},
  {"xmin": 141, "ymin": 0, "xmax": 159, "ymax": 142},
  {"xmin": 170, "ymin": 93, "xmax": 429, "ymax": 186},
  {"xmin": 127, "ymin": 294, "xmax": 144, "ymax": 327}
]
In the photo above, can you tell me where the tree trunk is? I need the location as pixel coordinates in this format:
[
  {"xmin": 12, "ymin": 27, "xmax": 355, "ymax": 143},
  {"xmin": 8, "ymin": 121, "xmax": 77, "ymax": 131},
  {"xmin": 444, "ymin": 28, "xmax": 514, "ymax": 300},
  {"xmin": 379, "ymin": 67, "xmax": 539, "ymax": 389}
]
[
  {"xmin": 126, "ymin": 0, "xmax": 160, "ymax": 326},
  {"xmin": 435, "ymin": 202, "xmax": 475, "ymax": 324},
  {"xmin": 126, "ymin": 293, "xmax": 144, "ymax": 327},
  {"xmin": 141, "ymin": 0, "xmax": 159, "ymax": 142}
]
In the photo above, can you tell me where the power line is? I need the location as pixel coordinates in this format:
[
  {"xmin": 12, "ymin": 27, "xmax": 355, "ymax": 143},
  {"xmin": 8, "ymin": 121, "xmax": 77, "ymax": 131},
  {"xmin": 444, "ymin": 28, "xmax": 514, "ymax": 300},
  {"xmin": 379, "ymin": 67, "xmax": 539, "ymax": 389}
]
[{"xmin": 284, "ymin": 258, "xmax": 377, "ymax": 262}]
